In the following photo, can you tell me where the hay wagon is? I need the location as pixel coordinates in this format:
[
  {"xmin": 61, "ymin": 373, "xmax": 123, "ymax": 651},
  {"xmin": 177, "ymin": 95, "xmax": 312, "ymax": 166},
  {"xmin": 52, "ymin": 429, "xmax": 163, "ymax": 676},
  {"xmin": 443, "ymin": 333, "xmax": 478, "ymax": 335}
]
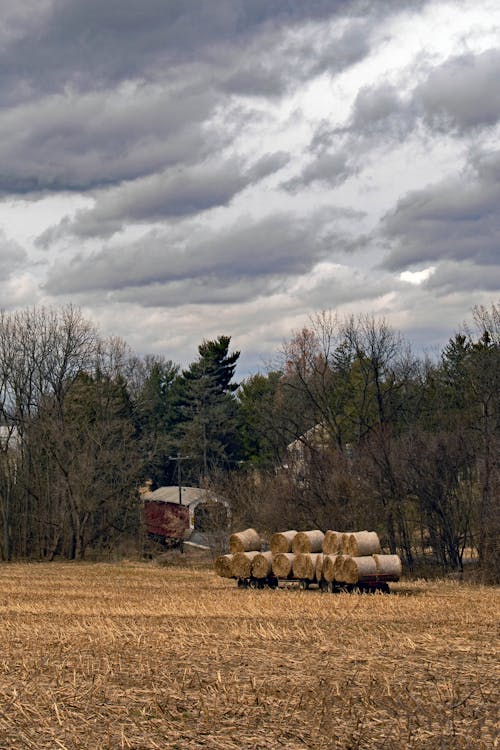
[{"xmin": 216, "ymin": 529, "xmax": 402, "ymax": 593}]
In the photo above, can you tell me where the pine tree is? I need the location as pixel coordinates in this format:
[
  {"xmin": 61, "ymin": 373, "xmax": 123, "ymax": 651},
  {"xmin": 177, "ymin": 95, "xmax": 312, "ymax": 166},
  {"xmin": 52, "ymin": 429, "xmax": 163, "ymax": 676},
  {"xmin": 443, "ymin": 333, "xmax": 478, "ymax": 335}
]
[{"xmin": 175, "ymin": 336, "xmax": 241, "ymax": 481}]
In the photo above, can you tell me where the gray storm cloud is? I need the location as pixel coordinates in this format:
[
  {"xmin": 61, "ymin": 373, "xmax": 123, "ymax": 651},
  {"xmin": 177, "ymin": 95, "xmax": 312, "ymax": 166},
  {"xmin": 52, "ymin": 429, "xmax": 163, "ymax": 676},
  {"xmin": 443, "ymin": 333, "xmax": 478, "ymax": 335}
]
[
  {"xmin": 0, "ymin": 84, "xmax": 219, "ymax": 194},
  {"xmin": 381, "ymin": 149, "xmax": 500, "ymax": 272},
  {"xmin": 37, "ymin": 152, "xmax": 291, "ymax": 242},
  {"xmin": 43, "ymin": 211, "xmax": 338, "ymax": 299},
  {"xmin": 0, "ymin": 0, "xmax": 498, "ymax": 367},
  {"xmin": 0, "ymin": 0, "xmax": 426, "ymax": 196},
  {"xmin": 417, "ymin": 48, "xmax": 500, "ymax": 132},
  {"xmin": 305, "ymin": 46, "xmax": 500, "ymax": 165}
]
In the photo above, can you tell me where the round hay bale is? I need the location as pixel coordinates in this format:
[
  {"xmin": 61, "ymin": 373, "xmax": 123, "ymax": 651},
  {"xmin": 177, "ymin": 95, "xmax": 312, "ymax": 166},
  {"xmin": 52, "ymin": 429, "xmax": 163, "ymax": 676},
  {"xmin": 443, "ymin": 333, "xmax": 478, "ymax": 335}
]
[
  {"xmin": 322, "ymin": 530, "xmax": 343, "ymax": 554},
  {"xmin": 292, "ymin": 552, "xmax": 320, "ymax": 581},
  {"xmin": 342, "ymin": 556, "xmax": 378, "ymax": 584},
  {"xmin": 272, "ymin": 552, "xmax": 295, "ymax": 579},
  {"xmin": 231, "ymin": 551, "xmax": 260, "ymax": 578},
  {"xmin": 322, "ymin": 554, "xmax": 339, "ymax": 583},
  {"xmin": 251, "ymin": 551, "xmax": 274, "ymax": 579},
  {"xmin": 373, "ymin": 554, "xmax": 402, "ymax": 581},
  {"xmin": 214, "ymin": 554, "xmax": 234, "ymax": 578},
  {"xmin": 270, "ymin": 530, "xmax": 297, "ymax": 553},
  {"xmin": 229, "ymin": 528, "xmax": 262, "ymax": 553},
  {"xmin": 343, "ymin": 531, "xmax": 381, "ymax": 556},
  {"xmin": 292, "ymin": 530, "xmax": 325, "ymax": 554},
  {"xmin": 332, "ymin": 555, "xmax": 349, "ymax": 583},
  {"xmin": 315, "ymin": 553, "xmax": 324, "ymax": 582}
]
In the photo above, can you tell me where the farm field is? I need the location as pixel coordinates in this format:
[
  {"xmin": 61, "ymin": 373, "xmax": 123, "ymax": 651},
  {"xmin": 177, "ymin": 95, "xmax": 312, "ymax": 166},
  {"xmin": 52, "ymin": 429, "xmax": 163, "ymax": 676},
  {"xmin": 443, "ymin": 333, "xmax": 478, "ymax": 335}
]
[{"xmin": 0, "ymin": 563, "xmax": 497, "ymax": 749}]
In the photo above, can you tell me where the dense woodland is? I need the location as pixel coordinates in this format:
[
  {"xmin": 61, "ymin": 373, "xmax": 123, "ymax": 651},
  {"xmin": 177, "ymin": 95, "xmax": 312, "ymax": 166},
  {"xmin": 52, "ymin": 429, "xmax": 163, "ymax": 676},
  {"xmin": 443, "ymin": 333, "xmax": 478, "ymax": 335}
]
[{"xmin": 0, "ymin": 303, "xmax": 498, "ymax": 582}]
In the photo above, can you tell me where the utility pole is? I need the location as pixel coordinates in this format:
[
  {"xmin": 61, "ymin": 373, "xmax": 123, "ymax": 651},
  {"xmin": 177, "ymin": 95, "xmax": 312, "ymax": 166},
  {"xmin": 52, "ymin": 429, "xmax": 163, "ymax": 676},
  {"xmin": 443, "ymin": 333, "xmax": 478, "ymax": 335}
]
[{"xmin": 168, "ymin": 452, "xmax": 191, "ymax": 504}]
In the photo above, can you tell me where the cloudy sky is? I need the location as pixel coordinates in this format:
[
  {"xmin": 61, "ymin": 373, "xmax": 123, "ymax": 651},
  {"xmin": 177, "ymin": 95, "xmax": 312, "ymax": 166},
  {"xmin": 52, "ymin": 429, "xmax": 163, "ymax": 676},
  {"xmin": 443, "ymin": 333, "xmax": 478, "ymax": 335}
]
[{"xmin": 1, "ymin": 0, "xmax": 499, "ymax": 373}]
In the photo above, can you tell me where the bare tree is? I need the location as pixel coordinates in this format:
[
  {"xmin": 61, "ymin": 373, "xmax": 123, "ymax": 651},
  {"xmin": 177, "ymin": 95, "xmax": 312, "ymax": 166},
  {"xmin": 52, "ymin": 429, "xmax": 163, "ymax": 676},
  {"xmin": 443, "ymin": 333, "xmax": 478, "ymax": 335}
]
[
  {"xmin": 466, "ymin": 303, "xmax": 500, "ymax": 581},
  {"xmin": 0, "ymin": 307, "xmax": 142, "ymax": 560},
  {"xmin": 278, "ymin": 312, "xmax": 421, "ymax": 564}
]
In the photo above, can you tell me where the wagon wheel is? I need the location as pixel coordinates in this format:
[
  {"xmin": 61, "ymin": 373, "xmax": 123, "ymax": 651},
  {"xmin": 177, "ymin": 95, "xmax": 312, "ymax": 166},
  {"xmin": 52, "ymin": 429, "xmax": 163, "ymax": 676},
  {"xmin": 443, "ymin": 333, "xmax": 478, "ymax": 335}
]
[
  {"xmin": 299, "ymin": 580, "xmax": 310, "ymax": 590},
  {"xmin": 267, "ymin": 576, "xmax": 279, "ymax": 589},
  {"xmin": 320, "ymin": 580, "xmax": 333, "ymax": 593}
]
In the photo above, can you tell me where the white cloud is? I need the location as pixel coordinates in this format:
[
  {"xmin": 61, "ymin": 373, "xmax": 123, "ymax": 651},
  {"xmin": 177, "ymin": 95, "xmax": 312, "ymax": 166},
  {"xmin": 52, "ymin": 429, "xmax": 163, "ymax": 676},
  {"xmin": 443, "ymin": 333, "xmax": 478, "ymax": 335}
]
[{"xmin": 400, "ymin": 267, "xmax": 436, "ymax": 284}]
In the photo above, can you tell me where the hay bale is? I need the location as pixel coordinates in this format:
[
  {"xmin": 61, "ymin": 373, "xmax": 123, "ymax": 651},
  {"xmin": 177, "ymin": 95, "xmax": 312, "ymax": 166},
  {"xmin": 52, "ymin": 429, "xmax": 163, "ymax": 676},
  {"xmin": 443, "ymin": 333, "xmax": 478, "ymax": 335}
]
[
  {"xmin": 322, "ymin": 554, "xmax": 339, "ymax": 582},
  {"xmin": 331, "ymin": 555, "xmax": 349, "ymax": 583},
  {"xmin": 322, "ymin": 530, "xmax": 343, "ymax": 554},
  {"xmin": 315, "ymin": 553, "xmax": 324, "ymax": 582},
  {"xmin": 373, "ymin": 554, "xmax": 402, "ymax": 581},
  {"xmin": 292, "ymin": 552, "xmax": 320, "ymax": 581},
  {"xmin": 214, "ymin": 554, "xmax": 234, "ymax": 578},
  {"xmin": 251, "ymin": 551, "xmax": 274, "ymax": 579},
  {"xmin": 342, "ymin": 556, "xmax": 378, "ymax": 584},
  {"xmin": 229, "ymin": 528, "xmax": 262, "ymax": 553},
  {"xmin": 231, "ymin": 551, "xmax": 260, "ymax": 578},
  {"xmin": 292, "ymin": 530, "xmax": 325, "ymax": 554},
  {"xmin": 272, "ymin": 552, "xmax": 295, "ymax": 579},
  {"xmin": 270, "ymin": 530, "xmax": 297, "ymax": 553},
  {"xmin": 343, "ymin": 531, "xmax": 381, "ymax": 556}
]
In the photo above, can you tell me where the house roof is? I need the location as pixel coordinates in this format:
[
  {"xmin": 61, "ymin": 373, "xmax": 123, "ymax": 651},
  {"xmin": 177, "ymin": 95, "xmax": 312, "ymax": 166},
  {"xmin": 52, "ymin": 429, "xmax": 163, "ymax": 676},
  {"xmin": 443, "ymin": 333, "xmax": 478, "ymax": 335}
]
[
  {"xmin": 286, "ymin": 423, "xmax": 330, "ymax": 453},
  {"xmin": 142, "ymin": 485, "xmax": 227, "ymax": 508}
]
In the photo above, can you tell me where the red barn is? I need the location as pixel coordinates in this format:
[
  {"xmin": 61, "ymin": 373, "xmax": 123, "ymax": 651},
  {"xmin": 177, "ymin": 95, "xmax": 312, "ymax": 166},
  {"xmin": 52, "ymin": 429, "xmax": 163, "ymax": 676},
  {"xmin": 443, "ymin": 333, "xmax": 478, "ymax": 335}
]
[{"xmin": 142, "ymin": 486, "xmax": 229, "ymax": 546}]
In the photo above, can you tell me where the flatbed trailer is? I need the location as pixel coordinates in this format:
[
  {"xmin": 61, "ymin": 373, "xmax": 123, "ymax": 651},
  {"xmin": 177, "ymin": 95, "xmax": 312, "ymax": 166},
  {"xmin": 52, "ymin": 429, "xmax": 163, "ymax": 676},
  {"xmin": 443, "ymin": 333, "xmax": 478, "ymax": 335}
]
[{"xmin": 236, "ymin": 576, "xmax": 391, "ymax": 593}]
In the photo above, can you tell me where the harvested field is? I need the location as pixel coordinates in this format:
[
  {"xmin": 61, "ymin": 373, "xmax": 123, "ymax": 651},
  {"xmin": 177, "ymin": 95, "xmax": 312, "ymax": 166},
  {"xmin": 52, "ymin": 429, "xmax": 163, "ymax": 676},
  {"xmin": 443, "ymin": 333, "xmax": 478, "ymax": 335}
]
[{"xmin": 0, "ymin": 563, "xmax": 498, "ymax": 750}]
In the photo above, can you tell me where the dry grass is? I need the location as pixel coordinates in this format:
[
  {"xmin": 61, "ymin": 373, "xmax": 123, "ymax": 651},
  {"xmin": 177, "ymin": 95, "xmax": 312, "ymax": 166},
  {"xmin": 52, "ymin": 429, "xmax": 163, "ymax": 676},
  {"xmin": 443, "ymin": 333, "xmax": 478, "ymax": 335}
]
[{"xmin": 0, "ymin": 563, "xmax": 498, "ymax": 750}]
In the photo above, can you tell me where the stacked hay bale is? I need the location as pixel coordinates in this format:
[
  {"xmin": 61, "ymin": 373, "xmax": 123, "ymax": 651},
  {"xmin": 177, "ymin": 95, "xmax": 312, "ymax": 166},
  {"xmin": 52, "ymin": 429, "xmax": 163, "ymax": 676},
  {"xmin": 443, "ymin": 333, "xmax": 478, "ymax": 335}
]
[
  {"xmin": 214, "ymin": 554, "xmax": 234, "ymax": 578},
  {"xmin": 322, "ymin": 554, "xmax": 342, "ymax": 583},
  {"xmin": 231, "ymin": 550, "xmax": 261, "ymax": 578},
  {"xmin": 214, "ymin": 527, "xmax": 402, "ymax": 590},
  {"xmin": 292, "ymin": 530, "xmax": 324, "ymax": 554},
  {"xmin": 251, "ymin": 551, "xmax": 274, "ymax": 579},
  {"xmin": 342, "ymin": 531, "xmax": 381, "ymax": 556},
  {"xmin": 271, "ymin": 552, "xmax": 295, "ymax": 579},
  {"xmin": 229, "ymin": 528, "xmax": 262, "ymax": 553},
  {"xmin": 373, "ymin": 554, "xmax": 403, "ymax": 581},
  {"xmin": 292, "ymin": 552, "xmax": 321, "ymax": 582},
  {"xmin": 213, "ymin": 528, "xmax": 263, "ymax": 582},
  {"xmin": 269, "ymin": 530, "xmax": 297, "ymax": 553},
  {"xmin": 322, "ymin": 530, "xmax": 343, "ymax": 554},
  {"xmin": 320, "ymin": 531, "xmax": 401, "ymax": 587}
]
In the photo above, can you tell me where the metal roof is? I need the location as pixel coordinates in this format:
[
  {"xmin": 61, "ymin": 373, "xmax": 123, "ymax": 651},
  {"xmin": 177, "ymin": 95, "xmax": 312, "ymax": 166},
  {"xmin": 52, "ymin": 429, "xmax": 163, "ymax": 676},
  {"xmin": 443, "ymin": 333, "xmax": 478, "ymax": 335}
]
[{"xmin": 141, "ymin": 486, "xmax": 227, "ymax": 508}]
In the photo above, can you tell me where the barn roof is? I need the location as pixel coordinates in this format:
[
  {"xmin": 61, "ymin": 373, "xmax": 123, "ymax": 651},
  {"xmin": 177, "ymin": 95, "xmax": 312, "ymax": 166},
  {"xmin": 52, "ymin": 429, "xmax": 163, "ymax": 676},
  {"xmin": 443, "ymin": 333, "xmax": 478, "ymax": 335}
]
[{"xmin": 141, "ymin": 485, "xmax": 227, "ymax": 508}]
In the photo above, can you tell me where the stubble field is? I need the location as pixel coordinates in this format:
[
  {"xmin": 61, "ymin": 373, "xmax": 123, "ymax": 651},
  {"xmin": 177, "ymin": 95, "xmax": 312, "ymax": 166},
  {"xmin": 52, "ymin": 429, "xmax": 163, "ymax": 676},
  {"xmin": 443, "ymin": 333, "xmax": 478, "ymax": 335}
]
[{"xmin": 0, "ymin": 562, "xmax": 497, "ymax": 750}]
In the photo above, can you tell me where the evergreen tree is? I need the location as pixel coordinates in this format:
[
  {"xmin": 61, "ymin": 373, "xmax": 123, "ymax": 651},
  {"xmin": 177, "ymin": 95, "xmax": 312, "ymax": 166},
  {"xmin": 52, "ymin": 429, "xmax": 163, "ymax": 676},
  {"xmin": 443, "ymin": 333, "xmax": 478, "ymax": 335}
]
[
  {"xmin": 238, "ymin": 371, "xmax": 286, "ymax": 467},
  {"xmin": 175, "ymin": 336, "xmax": 241, "ymax": 482},
  {"xmin": 134, "ymin": 357, "xmax": 181, "ymax": 487}
]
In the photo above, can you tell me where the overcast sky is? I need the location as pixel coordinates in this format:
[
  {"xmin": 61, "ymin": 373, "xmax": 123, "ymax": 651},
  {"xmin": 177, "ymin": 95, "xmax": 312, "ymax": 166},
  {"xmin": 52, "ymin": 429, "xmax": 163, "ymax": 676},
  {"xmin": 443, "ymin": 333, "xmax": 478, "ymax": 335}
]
[{"xmin": 1, "ymin": 0, "xmax": 499, "ymax": 374}]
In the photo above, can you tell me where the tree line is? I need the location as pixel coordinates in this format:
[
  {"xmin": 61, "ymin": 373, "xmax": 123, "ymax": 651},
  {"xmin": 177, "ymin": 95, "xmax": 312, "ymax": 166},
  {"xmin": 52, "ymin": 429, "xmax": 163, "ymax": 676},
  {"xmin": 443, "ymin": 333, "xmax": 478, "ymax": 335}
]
[{"xmin": 0, "ymin": 303, "xmax": 498, "ymax": 582}]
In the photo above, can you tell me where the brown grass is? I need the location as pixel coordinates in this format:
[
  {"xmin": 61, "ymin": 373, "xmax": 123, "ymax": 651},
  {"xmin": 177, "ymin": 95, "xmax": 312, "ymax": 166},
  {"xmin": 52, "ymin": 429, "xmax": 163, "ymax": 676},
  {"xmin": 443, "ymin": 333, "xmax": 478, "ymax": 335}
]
[{"xmin": 0, "ymin": 562, "xmax": 498, "ymax": 749}]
